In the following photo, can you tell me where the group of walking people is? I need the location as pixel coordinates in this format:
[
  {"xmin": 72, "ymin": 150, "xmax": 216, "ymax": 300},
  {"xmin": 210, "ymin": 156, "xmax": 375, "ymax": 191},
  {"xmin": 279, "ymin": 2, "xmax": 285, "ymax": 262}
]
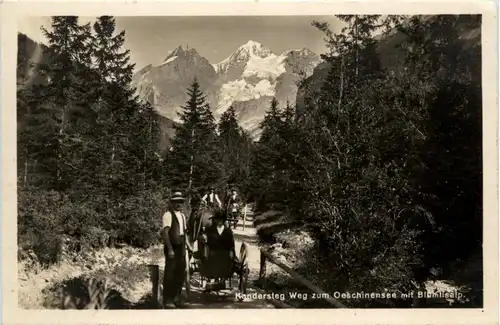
[
  {"xmin": 201, "ymin": 186, "xmax": 242, "ymax": 213},
  {"xmin": 160, "ymin": 186, "xmax": 243, "ymax": 308}
]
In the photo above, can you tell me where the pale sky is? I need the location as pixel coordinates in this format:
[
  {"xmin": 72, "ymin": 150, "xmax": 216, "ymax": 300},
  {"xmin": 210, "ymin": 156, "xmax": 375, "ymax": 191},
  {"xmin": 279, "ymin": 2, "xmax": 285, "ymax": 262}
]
[{"xmin": 18, "ymin": 16, "xmax": 342, "ymax": 71}]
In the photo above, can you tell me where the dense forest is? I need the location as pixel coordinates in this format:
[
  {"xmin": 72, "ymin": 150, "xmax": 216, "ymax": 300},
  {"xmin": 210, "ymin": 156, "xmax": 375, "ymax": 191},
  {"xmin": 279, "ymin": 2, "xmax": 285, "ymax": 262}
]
[
  {"xmin": 251, "ymin": 15, "xmax": 482, "ymax": 306},
  {"xmin": 18, "ymin": 15, "xmax": 482, "ymax": 307}
]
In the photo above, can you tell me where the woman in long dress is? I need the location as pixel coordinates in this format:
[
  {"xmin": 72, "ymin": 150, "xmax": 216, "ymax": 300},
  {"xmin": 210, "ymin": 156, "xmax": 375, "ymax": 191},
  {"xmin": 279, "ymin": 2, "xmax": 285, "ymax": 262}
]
[{"xmin": 201, "ymin": 211, "xmax": 236, "ymax": 279}]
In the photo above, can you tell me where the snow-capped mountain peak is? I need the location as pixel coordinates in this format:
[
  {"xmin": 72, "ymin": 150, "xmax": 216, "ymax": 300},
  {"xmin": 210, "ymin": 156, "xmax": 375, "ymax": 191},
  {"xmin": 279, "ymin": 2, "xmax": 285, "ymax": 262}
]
[
  {"xmin": 236, "ymin": 40, "xmax": 273, "ymax": 58},
  {"xmin": 214, "ymin": 40, "xmax": 275, "ymax": 75},
  {"xmin": 242, "ymin": 40, "xmax": 263, "ymax": 48},
  {"xmin": 213, "ymin": 41, "xmax": 321, "ymax": 118},
  {"xmin": 132, "ymin": 41, "xmax": 322, "ymax": 138}
]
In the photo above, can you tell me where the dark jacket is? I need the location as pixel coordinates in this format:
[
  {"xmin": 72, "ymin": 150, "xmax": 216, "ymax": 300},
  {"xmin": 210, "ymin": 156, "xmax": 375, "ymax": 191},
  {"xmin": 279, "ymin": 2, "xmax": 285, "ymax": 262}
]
[
  {"xmin": 201, "ymin": 224, "xmax": 236, "ymax": 278},
  {"xmin": 205, "ymin": 224, "xmax": 235, "ymax": 254}
]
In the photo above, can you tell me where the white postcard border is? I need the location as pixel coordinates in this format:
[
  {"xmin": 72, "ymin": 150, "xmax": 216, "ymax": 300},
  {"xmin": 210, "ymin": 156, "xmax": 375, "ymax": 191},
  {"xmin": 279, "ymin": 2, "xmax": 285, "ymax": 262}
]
[{"xmin": 1, "ymin": 1, "xmax": 498, "ymax": 324}]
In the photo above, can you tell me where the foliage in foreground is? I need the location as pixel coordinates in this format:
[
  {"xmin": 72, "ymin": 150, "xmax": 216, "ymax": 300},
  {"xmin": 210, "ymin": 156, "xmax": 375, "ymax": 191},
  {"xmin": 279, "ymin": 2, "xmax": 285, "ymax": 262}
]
[
  {"xmin": 61, "ymin": 278, "xmax": 112, "ymax": 309},
  {"xmin": 18, "ymin": 189, "xmax": 165, "ymax": 265}
]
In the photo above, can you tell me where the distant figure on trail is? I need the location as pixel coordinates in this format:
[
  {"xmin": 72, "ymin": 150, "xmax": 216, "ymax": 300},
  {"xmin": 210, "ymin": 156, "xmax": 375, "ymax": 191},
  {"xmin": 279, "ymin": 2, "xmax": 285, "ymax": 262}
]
[
  {"xmin": 225, "ymin": 188, "xmax": 242, "ymax": 223},
  {"xmin": 161, "ymin": 191, "xmax": 193, "ymax": 309},
  {"xmin": 201, "ymin": 187, "xmax": 222, "ymax": 209}
]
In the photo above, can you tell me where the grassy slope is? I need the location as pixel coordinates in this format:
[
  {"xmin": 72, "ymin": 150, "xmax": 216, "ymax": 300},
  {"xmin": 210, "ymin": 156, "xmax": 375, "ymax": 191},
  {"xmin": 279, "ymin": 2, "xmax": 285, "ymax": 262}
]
[{"xmin": 18, "ymin": 246, "xmax": 164, "ymax": 309}]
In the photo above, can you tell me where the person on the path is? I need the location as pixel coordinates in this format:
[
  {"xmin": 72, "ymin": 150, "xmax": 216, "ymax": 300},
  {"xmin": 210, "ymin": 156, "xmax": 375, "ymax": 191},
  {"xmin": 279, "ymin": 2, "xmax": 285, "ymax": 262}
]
[
  {"xmin": 225, "ymin": 188, "xmax": 242, "ymax": 227},
  {"xmin": 161, "ymin": 191, "xmax": 193, "ymax": 308},
  {"xmin": 201, "ymin": 211, "xmax": 237, "ymax": 283},
  {"xmin": 201, "ymin": 187, "xmax": 222, "ymax": 209}
]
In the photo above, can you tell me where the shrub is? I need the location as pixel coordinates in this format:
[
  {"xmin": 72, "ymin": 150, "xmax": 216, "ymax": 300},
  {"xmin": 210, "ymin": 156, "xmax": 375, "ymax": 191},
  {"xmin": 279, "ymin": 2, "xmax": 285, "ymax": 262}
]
[
  {"xmin": 46, "ymin": 277, "xmax": 114, "ymax": 309},
  {"xmin": 18, "ymin": 189, "xmax": 70, "ymax": 265},
  {"xmin": 18, "ymin": 188, "xmax": 167, "ymax": 266},
  {"xmin": 297, "ymin": 180, "xmax": 425, "ymax": 306},
  {"xmin": 110, "ymin": 190, "xmax": 164, "ymax": 248}
]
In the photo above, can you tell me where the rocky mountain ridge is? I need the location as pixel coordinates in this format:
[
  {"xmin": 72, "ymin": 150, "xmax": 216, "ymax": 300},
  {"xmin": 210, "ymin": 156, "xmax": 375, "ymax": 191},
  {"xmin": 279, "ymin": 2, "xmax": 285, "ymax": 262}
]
[{"xmin": 132, "ymin": 40, "xmax": 322, "ymax": 138}]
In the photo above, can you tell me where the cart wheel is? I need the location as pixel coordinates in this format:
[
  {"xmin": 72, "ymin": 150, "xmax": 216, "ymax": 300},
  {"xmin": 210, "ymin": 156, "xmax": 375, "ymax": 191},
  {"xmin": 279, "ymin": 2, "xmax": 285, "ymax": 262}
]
[
  {"xmin": 238, "ymin": 266, "xmax": 249, "ymax": 296},
  {"xmin": 238, "ymin": 242, "xmax": 249, "ymax": 295}
]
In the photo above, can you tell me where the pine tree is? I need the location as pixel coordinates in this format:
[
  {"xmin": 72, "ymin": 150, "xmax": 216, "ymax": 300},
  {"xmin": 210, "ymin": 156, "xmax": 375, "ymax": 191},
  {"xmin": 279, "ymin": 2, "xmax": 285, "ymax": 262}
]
[
  {"xmin": 249, "ymin": 98, "xmax": 285, "ymax": 209},
  {"xmin": 17, "ymin": 86, "xmax": 54, "ymax": 188},
  {"xmin": 276, "ymin": 101, "xmax": 300, "ymax": 206},
  {"xmin": 166, "ymin": 79, "xmax": 221, "ymax": 196},
  {"xmin": 32, "ymin": 16, "xmax": 94, "ymax": 191},
  {"xmin": 17, "ymin": 16, "xmax": 166, "ymax": 260},
  {"xmin": 88, "ymin": 16, "xmax": 161, "ymax": 196},
  {"xmin": 218, "ymin": 106, "xmax": 243, "ymax": 186},
  {"xmin": 93, "ymin": 16, "xmax": 135, "ymax": 84},
  {"xmin": 258, "ymin": 98, "xmax": 283, "ymax": 143},
  {"xmin": 87, "ymin": 15, "xmax": 162, "ymax": 247},
  {"xmin": 130, "ymin": 101, "xmax": 161, "ymax": 190},
  {"xmin": 278, "ymin": 15, "xmax": 483, "ymax": 304},
  {"xmin": 282, "ymin": 101, "xmax": 295, "ymax": 124},
  {"xmin": 216, "ymin": 106, "xmax": 255, "ymax": 197},
  {"xmin": 235, "ymin": 128, "xmax": 254, "ymax": 197},
  {"xmin": 218, "ymin": 106, "xmax": 240, "ymax": 150},
  {"xmin": 88, "ymin": 16, "xmax": 137, "ymax": 196}
]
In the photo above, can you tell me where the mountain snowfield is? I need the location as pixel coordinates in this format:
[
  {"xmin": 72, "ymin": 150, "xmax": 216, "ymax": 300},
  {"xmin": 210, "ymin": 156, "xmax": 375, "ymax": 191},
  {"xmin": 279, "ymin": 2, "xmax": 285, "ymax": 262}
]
[{"xmin": 132, "ymin": 40, "xmax": 322, "ymax": 138}]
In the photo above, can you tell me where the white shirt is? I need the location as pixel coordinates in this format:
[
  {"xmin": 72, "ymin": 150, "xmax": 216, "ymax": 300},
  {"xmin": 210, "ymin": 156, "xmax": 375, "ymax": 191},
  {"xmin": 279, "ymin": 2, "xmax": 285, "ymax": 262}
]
[
  {"xmin": 216, "ymin": 225, "xmax": 224, "ymax": 235},
  {"xmin": 162, "ymin": 210, "xmax": 187, "ymax": 235},
  {"xmin": 202, "ymin": 193, "xmax": 221, "ymax": 206},
  {"xmin": 231, "ymin": 194, "xmax": 239, "ymax": 211}
]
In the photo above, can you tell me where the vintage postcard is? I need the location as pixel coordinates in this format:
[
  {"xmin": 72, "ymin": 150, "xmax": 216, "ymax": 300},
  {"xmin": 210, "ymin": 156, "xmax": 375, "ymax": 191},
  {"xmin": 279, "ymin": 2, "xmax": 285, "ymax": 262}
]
[{"xmin": 1, "ymin": 0, "xmax": 498, "ymax": 324}]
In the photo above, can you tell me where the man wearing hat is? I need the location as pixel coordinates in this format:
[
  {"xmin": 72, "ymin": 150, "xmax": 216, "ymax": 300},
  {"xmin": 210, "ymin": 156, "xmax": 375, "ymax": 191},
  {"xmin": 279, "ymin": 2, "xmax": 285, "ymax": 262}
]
[
  {"xmin": 201, "ymin": 186, "xmax": 222, "ymax": 209},
  {"xmin": 161, "ymin": 191, "xmax": 193, "ymax": 308}
]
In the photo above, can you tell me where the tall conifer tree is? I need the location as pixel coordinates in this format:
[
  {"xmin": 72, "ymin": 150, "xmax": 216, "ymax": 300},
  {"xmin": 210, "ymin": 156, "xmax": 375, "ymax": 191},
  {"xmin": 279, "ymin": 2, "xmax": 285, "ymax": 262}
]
[
  {"xmin": 33, "ymin": 16, "xmax": 94, "ymax": 191},
  {"xmin": 166, "ymin": 79, "xmax": 221, "ymax": 194},
  {"xmin": 89, "ymin": 16, "xmax": 161, "ymax": 195},
  {"xmin": 218, "ymin": 106, "xmax": 243, "ymax": 186}
]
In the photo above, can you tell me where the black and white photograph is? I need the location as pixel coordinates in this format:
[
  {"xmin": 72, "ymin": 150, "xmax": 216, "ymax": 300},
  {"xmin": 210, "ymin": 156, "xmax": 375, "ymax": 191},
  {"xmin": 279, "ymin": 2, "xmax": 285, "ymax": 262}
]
[{"xmin": 2, "ymin": 1, "xmax": 498, "ymax": 323}]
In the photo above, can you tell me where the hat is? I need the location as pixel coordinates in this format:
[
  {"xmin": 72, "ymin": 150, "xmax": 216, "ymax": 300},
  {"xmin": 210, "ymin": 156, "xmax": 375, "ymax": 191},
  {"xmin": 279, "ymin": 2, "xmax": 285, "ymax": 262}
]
[
  {"xmin": 209, "ymin": 210, "xmax": 229, "ymax": 220},
  {"xmin": 170, "ymin": 192, "xmax": 185, "ymax": 202}
]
